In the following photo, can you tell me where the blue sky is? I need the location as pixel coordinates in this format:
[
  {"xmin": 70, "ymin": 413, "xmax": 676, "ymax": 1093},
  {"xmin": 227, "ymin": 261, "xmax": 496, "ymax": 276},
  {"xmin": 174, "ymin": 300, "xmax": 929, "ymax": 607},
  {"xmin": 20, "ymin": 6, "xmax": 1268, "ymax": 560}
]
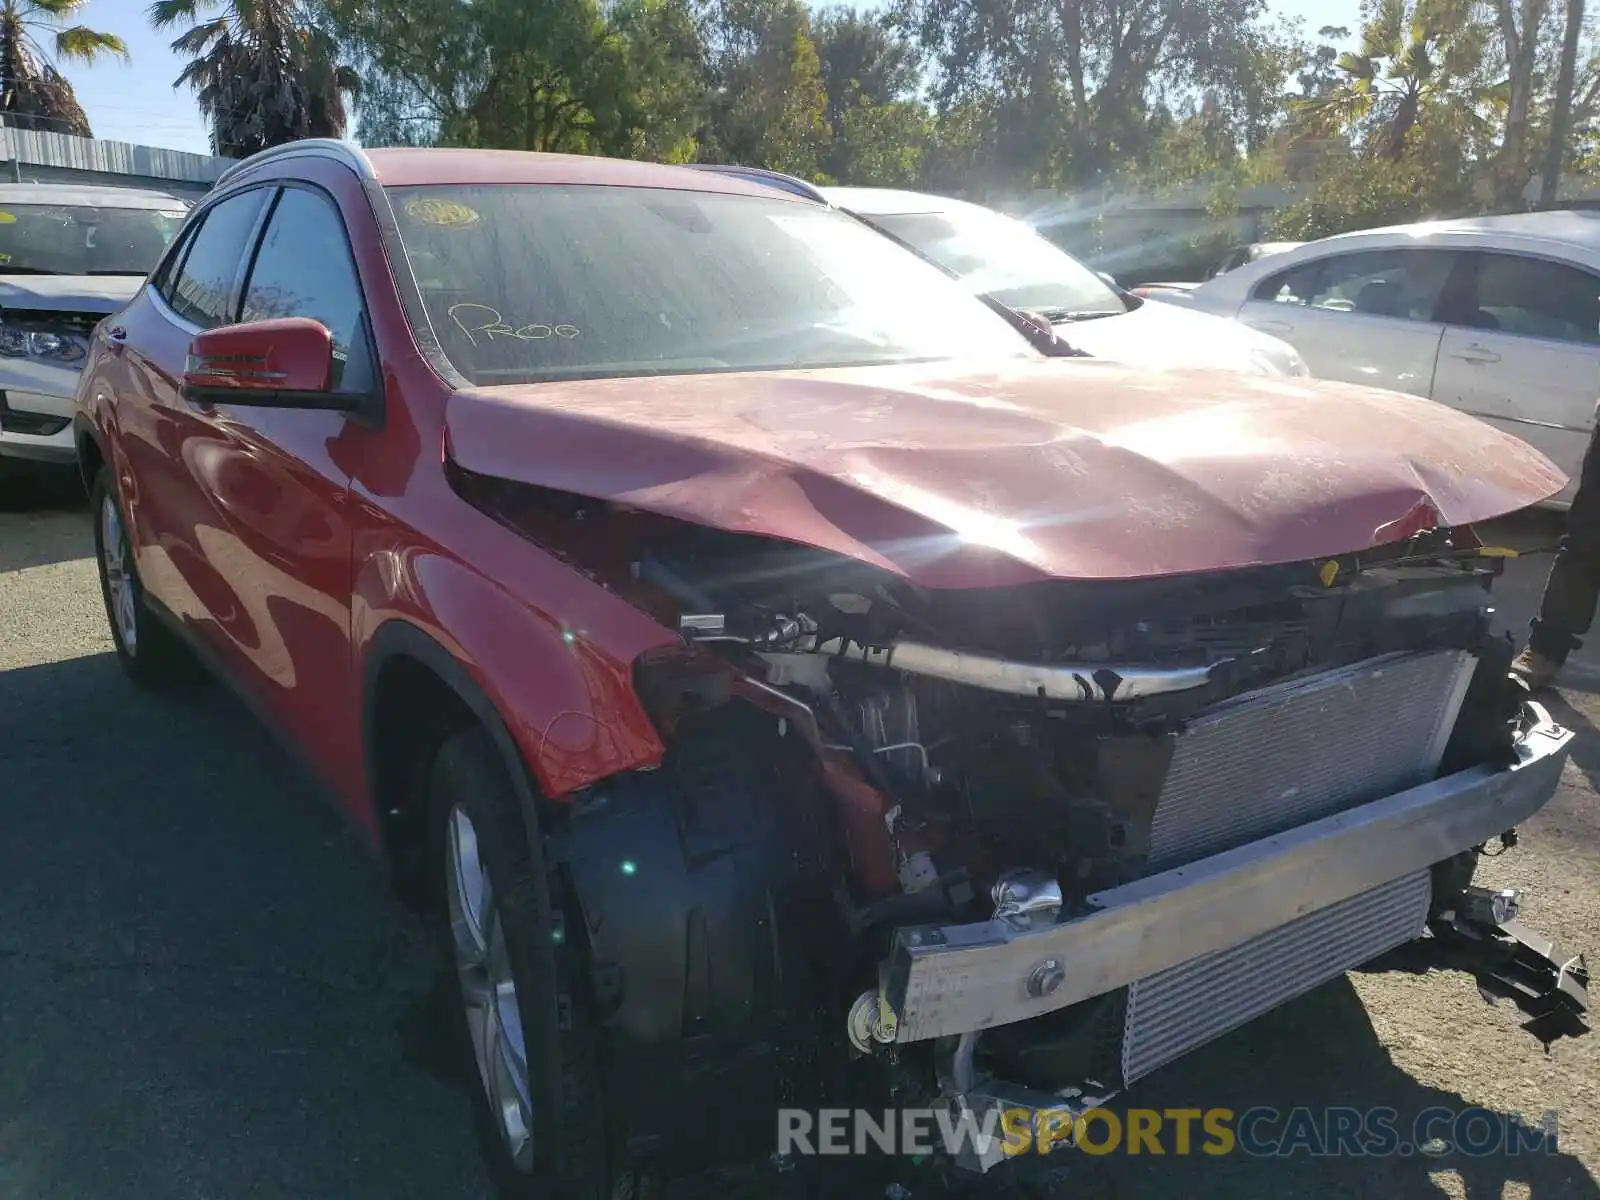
[{"xmin": 57, "ymin": 0, "xmax": 1361, "ymax": 157}]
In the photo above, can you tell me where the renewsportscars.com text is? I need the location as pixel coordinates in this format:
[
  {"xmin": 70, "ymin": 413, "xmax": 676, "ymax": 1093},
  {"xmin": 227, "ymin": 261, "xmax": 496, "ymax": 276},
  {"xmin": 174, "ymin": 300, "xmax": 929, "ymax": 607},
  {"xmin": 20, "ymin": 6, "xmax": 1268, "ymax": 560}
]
[{"xmin": 776, "ymin": 1106, "xmax": 1561, "ymax": 1159}]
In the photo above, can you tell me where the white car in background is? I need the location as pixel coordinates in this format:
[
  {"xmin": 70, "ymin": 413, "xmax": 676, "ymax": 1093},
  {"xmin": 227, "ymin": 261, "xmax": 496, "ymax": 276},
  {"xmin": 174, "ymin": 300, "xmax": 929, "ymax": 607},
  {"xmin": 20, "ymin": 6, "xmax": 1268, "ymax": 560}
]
[
  {"xmin": 819, "ymin": 186, "xmax": 1311, "ymax": 377},
  {"xmin": 1183, "ymin": 211, "xmax": 1600, "ymax": 505},
  {"xmin": 690, "ymin": 167, "xmax": 1310, "ymax": 378},
  {"xmin": 0, "ymin": 183, "xmax": 190, "ymax": 473}
]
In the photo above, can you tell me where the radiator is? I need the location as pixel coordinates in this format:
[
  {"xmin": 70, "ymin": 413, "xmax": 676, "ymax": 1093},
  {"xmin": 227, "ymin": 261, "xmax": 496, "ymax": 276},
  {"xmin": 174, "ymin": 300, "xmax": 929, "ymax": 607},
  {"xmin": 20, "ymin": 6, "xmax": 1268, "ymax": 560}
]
[
  {"xmin": 1119, "ymin": 648, "xmax": 1473, "ymax": 1086},
  {"xmin": 1145, "ymin": 649, "xmax": 1477, "ymax": 872},
  {"xmin": 1121, "ymin": 869, "xmax": 1433, "ymax": 1084}
]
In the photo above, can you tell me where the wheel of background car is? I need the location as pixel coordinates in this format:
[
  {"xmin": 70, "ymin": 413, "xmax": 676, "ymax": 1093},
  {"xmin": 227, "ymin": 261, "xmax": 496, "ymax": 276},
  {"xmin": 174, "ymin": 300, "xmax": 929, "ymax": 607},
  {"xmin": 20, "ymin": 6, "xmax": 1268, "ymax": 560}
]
[
  {"xmin": 90, "ymin": 467, "xmax": 202, "ymax": 688},
  {"xmin": 425, "ymin": 726, "xmax": 611, "ymax": 1200}
]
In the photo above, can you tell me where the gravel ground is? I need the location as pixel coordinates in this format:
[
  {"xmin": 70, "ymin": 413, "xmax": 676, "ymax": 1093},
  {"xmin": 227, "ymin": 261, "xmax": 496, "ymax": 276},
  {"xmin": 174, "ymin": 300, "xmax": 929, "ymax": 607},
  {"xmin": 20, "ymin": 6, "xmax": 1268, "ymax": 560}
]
[{"xmin": 1, "ymin": 464, "xmax": 1596, "ymax": 1200}]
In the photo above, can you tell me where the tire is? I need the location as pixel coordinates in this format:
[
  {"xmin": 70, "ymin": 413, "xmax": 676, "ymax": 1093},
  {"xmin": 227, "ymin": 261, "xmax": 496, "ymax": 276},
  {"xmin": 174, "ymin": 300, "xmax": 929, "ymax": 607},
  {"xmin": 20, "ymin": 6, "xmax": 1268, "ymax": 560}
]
[
  {"xmin": 427, "ymin": 726, "xmax": 609, "ymax": 1200},
  {"xmin": 90, "ymin": 466, "xmax": 201, "ymax": 687}
]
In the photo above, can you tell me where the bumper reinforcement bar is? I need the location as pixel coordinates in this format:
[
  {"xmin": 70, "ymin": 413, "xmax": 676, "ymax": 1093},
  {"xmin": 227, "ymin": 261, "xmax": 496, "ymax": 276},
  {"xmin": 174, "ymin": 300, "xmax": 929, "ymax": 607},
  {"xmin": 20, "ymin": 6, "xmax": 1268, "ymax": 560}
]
[{"xmin": 883, "ymin": 703, "xmax": 1574, "ymax": 1043}]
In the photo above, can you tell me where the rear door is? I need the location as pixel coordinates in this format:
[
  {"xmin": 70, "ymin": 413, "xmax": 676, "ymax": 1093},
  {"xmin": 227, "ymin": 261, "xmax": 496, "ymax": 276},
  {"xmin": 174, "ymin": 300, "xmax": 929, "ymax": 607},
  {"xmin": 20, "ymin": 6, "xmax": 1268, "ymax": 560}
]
[
  {"xmin": 1234, "ymin": 248, "xmax": 1460, "ymax": 397},
  {"xmin": 1431, "ymin": 250, "xmax": 1600, "ymax": 501}
]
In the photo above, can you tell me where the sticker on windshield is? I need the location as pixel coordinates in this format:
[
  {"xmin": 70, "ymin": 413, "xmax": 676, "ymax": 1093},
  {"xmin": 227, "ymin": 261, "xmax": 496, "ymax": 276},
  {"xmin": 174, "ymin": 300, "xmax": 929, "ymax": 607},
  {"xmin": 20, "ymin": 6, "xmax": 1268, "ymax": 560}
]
[
  {"xmin": 0, "ymin": 211, "xmax": 15, "ymax": 224},
  {"xmin": 405, "ymin": 198, "xmax": 481, "ymax": 228}
]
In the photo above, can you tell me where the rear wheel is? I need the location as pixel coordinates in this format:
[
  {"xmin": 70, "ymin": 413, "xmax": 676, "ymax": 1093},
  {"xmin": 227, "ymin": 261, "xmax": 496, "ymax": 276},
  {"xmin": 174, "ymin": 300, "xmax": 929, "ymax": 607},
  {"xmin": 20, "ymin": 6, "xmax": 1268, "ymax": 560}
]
[
  {"xmin": 427, "ymin": 727, "xmax": 609, "ymax": 1199},
  {"xmin": 90, "ymin": 466, "xmax": 200, "ymax": 687}
]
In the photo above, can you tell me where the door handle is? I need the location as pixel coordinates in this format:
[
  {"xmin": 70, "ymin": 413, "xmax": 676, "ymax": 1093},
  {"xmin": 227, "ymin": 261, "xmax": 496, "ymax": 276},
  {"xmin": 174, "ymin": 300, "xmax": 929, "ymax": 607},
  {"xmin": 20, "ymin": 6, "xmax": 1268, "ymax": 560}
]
[
  {"xmin": 105, "ymin": 325, "xmax": 127, "ymax": 352},
  {"xmin": 1451, "ymin": 345, "xmax": 1500, "ymax": 364}
]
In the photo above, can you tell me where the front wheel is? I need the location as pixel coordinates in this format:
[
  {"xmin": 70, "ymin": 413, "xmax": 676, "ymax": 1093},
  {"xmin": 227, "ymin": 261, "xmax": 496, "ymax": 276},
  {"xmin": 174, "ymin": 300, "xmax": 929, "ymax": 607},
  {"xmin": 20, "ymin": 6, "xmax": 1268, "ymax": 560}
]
[{"xmin": 427, "ymin": 726, "xmax": 610, "ymax": 1199}]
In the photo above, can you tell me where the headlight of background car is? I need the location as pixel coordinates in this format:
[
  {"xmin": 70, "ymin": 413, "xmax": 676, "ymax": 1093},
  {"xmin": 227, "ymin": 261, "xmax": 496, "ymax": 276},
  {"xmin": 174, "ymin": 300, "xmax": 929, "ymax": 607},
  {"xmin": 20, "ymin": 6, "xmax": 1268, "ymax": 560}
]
[{"xmin": 0, "ymin": 320, "xmax": 87, "ymax": 366}]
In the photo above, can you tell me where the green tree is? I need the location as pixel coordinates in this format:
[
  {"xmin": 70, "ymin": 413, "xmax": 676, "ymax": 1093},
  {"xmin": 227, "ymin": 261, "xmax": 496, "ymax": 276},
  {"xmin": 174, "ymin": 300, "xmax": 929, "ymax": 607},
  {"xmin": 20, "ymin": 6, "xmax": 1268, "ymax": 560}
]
[
  {"xmin": 1297, "ymin": 0, "xmax": 1490, "ymax": 161},
  {"xmin": 1538, "ymin": 0, "xmax": 1585, "ymax": 202},
  {"xmin": 329, "ymin": 0, "xmax": 699, "ymax": 158},
  {"xmin": 1266, "ymin": 148, "xmax": 1474, "ymax": 238},
  {"xmin": 1490, "ymin": 0, "xmax": 1551, "ymax": 203},
  {"xmin": 702, "ymin": 0, "xmax": 829, "ymax": 176},
  {"xmin": 810, "ymin": 6, "xmax": 926, "ymax": 184},
  {"xmin": 150, "ymin": 0, "xmax": 359, "ymax": 156},
  {"xmin": 897, "ymin": 0, "xmax": 1296, "ymax": 189},
  {"xmin": 826, "ymin": 91, "xmax": 929, "ymax": 184},
  {"xmin": 607, "ymin": 0, "xmax": 711, "ymax": 162},
  {"xmin": 1295, "ymin": 25, "xmax": 1353, "ymax": 99},
  {"xmin": 811, "ymin": 7, "xmax": 917, "ymax": 126},
  {"xmin": 0, "ymin": 0, "xmax": 129, "ymax": 137}
]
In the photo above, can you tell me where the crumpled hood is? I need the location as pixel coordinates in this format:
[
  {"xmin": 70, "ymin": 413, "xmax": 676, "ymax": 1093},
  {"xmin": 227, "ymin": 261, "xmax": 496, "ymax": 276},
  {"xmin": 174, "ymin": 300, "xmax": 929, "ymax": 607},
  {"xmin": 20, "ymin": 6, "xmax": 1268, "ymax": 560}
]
[
  {"xmin": 445, "ymin": 357, "xmax": 1566, "ymax": 587},
  {"xmin": 1059, "ymin": 298, "xmax": 1297, "ymax": 375},
  {"xmin": 0, "ymin": 274, "xmax": 142, "ymax": 313}
]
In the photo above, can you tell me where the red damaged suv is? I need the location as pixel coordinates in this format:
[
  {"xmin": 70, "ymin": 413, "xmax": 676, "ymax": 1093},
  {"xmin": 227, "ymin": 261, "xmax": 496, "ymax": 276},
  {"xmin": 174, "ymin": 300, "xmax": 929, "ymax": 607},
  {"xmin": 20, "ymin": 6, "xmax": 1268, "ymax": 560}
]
[{"xmin": 74, "ymin": 141, "xmax": 1585, "ymax": 1195}]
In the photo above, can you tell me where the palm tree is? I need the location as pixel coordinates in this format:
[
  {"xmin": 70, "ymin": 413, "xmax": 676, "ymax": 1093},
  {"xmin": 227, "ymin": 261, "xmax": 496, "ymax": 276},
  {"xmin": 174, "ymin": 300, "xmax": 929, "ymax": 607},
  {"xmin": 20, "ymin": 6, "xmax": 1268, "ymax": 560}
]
[
  {"xmin": 0, "ymin": 0, "xmax": 129, "ymax": 138},
  {"xmin": 1296, "ymin": 0, "xmax": 1487, "ymax": 161},
  {"xmin": 148, "ymin": 0, "xmax": 359, "ymax": 158}
]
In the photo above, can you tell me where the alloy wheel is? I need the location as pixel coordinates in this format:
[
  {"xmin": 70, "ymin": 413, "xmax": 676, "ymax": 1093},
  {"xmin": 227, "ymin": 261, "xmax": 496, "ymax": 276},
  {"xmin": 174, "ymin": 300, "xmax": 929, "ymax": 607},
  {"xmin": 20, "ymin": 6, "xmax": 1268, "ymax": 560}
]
[
  {"xmin": 100, "ymin": 494, "xmax": 138, "ymax": 654},
  {"xmin": 445, "ymin": 803, "xmax": 535, "ymax": 1172}
]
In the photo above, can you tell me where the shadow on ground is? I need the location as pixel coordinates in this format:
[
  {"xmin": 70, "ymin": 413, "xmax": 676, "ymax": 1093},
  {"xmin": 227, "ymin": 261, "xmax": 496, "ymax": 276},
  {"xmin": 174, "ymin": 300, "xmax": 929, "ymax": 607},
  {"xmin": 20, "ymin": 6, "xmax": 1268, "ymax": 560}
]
[
  {"xmin": 0, "ymin": 460, "xmax": 83, "ymax": 513},
  {"xmin": 948, "ymin": 973, "xmax": 1597, "ymax": 1200},
  {"xmin": 0, "ymin": 652, "xmax": 490, "ymax": 1198},
  {"xmin": 2, "ymin": 530, "xmax": 1596, "ymax": 1198},
  {"xmin": 0, "ymin": 462, "xmax": 90, "ymax": 573}
]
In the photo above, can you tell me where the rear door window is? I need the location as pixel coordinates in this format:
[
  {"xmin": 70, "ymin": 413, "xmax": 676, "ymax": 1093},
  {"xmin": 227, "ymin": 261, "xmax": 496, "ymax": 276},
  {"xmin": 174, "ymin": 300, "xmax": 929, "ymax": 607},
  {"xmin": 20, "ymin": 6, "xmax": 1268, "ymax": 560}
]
[
  {"xmin": 165, "ymin": 188, "xmax": 272, "ymax": 328},
  {"xmin": 1466, "ymin": 253, "xmax": 1600, "ymax": 344}
]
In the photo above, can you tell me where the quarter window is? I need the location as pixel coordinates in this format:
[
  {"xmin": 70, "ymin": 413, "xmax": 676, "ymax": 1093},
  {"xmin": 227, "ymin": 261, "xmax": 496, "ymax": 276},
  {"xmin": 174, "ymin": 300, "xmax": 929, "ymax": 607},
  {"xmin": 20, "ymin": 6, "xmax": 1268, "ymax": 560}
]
[
  {"xmin": 1467, "ymin": 254, "xmax": 1600, "ymax": 344},
  {"xmin": 165, "ymin": 188, "xmax": 270, "ymax": 328},
  {"xmin": 1254, "ymin": 249, "xmax": 1457, "ymax": 323},
  {"xmin": 152, "ymin": 222, "xmax": 198, "ymax": 301},
  {"xmin": 240, "ymin": 187, "xmax": 373, "ymax": 391}
]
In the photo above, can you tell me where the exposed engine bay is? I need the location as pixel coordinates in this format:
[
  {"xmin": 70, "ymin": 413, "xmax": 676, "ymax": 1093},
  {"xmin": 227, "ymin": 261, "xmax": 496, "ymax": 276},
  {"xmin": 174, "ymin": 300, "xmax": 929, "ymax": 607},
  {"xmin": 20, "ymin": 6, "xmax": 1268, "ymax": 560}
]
[
  {"xmin": 454, "ymin": 467, "xmax": 1588, "ymax": 1179},
  {"xmin": 621, "ymin": 506, "xmax": 1512, "ymax": 909}
]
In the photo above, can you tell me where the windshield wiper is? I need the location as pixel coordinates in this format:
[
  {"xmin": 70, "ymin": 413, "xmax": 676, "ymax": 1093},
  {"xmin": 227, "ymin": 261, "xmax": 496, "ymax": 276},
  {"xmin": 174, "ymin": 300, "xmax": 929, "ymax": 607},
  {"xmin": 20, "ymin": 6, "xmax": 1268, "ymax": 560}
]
[
  {"xmin": 1034, "ymin": 306, "xmax": 1123, "ymax": 323},
  {"xmin": 0, "ymin": 266, "xmax": 56, "ymax": 275},
  {"xmin": 87, "ymin": 269, "xmax": 148, "ymax": 276}
]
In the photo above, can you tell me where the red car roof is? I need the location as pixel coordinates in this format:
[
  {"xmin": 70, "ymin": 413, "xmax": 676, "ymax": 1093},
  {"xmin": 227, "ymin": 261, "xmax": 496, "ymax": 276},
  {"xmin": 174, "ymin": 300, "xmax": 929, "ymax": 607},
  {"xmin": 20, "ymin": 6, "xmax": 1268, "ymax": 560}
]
[{"xmin": 365, "ymin": 147, "xmax": 798, "ymax": 200}]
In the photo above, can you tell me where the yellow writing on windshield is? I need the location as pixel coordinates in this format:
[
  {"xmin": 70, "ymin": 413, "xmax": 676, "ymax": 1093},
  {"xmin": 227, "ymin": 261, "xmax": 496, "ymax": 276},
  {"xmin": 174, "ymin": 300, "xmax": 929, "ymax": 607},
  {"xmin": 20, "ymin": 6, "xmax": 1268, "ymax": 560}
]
[
  {"xmin": 406, "ymin": 198, "xmax": 481, "ymax": 228},
  {"xmin": 448, "ymin": 303, "xmax": 580, "ymax": 346}
]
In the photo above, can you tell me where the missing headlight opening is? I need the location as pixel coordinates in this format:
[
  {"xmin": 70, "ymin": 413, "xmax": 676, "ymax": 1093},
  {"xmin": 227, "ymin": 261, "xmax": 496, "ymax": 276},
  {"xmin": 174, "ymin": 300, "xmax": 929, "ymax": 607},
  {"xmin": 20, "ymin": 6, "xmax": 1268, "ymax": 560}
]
[{"xmin": 449, "ymin": 463, "xmax": 1589, "ymax": 1180}]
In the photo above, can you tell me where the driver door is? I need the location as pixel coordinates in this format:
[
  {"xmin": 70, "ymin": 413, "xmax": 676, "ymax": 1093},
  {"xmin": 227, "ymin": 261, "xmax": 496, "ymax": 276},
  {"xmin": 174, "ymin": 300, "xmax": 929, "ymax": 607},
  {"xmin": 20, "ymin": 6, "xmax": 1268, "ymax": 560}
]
[{"xmin": 120, "ymin": 183, "xmax": 371, "ymax": 773}]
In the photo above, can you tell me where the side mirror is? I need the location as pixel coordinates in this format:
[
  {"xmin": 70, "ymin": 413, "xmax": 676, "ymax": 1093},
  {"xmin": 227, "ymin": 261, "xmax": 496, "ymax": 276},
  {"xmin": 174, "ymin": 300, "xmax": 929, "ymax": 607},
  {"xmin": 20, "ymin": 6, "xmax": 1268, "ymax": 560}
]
[{"xmin": 183, "ymin": 317, "xmax": 359, "ymax": 410}]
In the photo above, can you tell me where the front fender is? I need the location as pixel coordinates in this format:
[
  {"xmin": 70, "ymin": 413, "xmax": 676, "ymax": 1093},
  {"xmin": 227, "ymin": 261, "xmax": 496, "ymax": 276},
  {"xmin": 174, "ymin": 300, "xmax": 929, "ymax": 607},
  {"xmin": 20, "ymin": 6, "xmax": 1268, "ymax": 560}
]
[{"xmin": 353, "ymin": 517, "xmax": 678, "ymax": 801}]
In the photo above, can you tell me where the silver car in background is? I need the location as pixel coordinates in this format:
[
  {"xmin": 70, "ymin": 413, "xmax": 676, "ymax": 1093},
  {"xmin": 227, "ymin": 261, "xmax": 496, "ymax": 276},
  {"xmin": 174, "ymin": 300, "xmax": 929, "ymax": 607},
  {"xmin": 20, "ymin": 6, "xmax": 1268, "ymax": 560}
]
[{"xmin": 0, "ymin": 184, "xmax": 189, "ymax": 470}]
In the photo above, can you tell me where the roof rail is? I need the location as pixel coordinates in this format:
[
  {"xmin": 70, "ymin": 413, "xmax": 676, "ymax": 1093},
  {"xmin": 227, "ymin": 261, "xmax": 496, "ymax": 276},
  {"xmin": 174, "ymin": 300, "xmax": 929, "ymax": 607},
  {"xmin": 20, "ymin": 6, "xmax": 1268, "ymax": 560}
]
[
  {"xmin": 688, "ymin": 163, "xmax": 829, "ymax": 205},
  {"xmin": 214, "ymin": 138, "xmax": 377, "ymax": 189}
]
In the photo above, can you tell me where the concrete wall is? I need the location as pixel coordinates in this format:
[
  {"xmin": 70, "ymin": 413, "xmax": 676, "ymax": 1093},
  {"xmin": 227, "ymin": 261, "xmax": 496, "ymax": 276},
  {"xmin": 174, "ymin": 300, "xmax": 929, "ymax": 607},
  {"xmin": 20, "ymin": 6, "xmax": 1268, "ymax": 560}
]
[{"xmin": 0, "ymin": 128, "xmax": 227, "ymax": 199}]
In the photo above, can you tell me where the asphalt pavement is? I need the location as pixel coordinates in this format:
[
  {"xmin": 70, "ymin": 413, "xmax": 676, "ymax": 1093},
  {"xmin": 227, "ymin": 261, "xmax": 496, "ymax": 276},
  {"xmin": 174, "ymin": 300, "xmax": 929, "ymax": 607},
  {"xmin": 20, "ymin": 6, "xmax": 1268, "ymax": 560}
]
[{"xmin": 1, "ymin": 464, "xmax": 1597, "ymax": 1200}]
